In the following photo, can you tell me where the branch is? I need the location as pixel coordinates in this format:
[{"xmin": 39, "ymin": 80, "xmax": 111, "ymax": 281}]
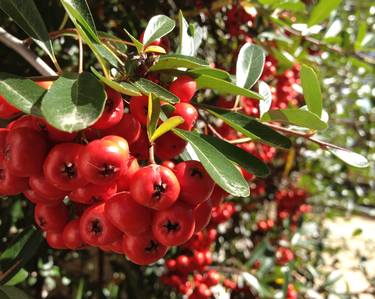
[{"xmin": 0, "ymin": 27, "xmax": 57, "ymax": 76}]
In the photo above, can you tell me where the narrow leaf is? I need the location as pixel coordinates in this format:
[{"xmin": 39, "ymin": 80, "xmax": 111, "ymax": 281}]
[
  {"xmin": 0, "ymin": 286, "xmax": 31, "ymax": 299},
  {"xmin": 189, "ymin": 67, "xmax": 231, "ymax": 81},
  {"xmin": 202, "ymin": 105, "xmax": 291, "ymax": 149},
  {"xmin": 144, "ymin": 45, "xmax": 166, "ymax": 54},
  {"xmin": 173, "ymin": 129, "xmax": 250, "ymax": 197},
  {"xmin": 91, "ymin": 67, "xmax": 141, "ymax": 96},
  {"xmin": 41, "ymin": 72, "xmax": 106, "ymax": 132},
  {"xmin": 258, "ymin": 80, "xmax": 272, "ymax": 117},
  {"xmin": 147, "ymin": 94, "xmax": 161, "ymax": 140},
  {"xmin": 308, "ymin": 0, "xmax": 343, "ymax": 26},
  {"xmin": 196, "ymin": 75, "xmax": 262, "ymax": 99},
  {"xmin": 149, "ymin": 54, "xmax": 208, "ymax": 72},
  {"xmin": 5, "ymin": 269, "xmax": 28, "ymax": 286},
  {"xmin": 300, "ymin": 65, "xmax": 322, "ymax": 117},
  {"xmin": 236, "ymin": 43, "xmax": 265, "ymax": 89},
  {"xmin": 177, "ymin": 10, "xmax": 203, "ymax": 56},
  {"xmin": 132, "ymin": 78, "xmax": 179, "ymax": 103},
  {"xmin": 201, "ymin": 135, "xmax": 270, "ymax": 177},
  {"xmin": 0, "ymin": 0, "xmax": 56, "ymax": 62},
  {"xmin": 327, "ymin": 147, "xmax": 369, "ymax": 168},
  {"xmin": 143, "ymin": 15, "xmax": 175, "ymax": 46},
  {"xmin": 151, "ymin": 116, "xmax": 184, "ymax": 142},
  {"xmin": 123, "ymin": 28, "xmax": 144, "ymax": 53},
  {"xmin": 261, "ymin": 109, "xmax": 328, "ymax": 130}
]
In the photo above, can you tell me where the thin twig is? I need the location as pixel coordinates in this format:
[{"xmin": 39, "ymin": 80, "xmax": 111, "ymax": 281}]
[
  {"xmin": 149, "ymin": 144, "xmax": 156, "ymax": 164},
  {"xmin": 78, "ymin": 34, "xmax": 83, "ymax": 73},
  {"xmin": 0, "ymin": 27, "xmax": 57, "ymax": 76}
]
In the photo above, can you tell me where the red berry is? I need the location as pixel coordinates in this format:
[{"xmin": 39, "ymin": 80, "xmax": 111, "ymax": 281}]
[
  {"xmin": 172, "ymin": 103, "xmax": 198, "ymax": 131},
  {"xmin": 116, "ymin": 156, "xmax": 140, "ymax": 192},
  {"xmin": 129, "ymin": 129, "xmax": 149, "ymax": 160},
  {"xmin": 110, "ymin": 238, "xmax": 124, "ymax": 254},
  {"xmin": 169, "ymin": 76, "xmax": 197, "ymax": 103},
  {"xmin": 193, "ymin": 199, "xmax": 213, "ymax": 232},
  {"xmin": 23, "ymin": 189, "xmax": 52, "ymax": 205},
  {"xmin": 70, "ymin": 183, "xmax": 117, "ymax": 205},
  {"xmin": 29, "ymin": 175, "xmax": 67, "ymax": 201},
  {"xmin": 102, "ymin": 113, "xmax": 141, "ymax": 144},
  {"xmin": 152, "ymin": 202, "xmax": 195, "ymax": 246},
  {"xmin": 0, "ymin": 95, "xmax": 20, "ymax": 119},
  {"xmin": 210, "ymin": 185, "xmax": 228, "ymax": 207},
  {"xmin": 105, "ymin": 192, "xmax": 152, "ymax": 235},
  {"xmin": 154, "ymin": 132, "xmax": 187, "ymax": 160},
  {"xmin": 33, "ymin": 117, "xmax": 78, "ymax": 143},
  {"xmin": 130, "ymin": 164, "xmax": 180, "ymax": 210},
  {"xmin": 129, "ymin": 95, "xmax": 148, "ymax": 126},
  {"xmin": 46, "ymin": 232, "xmax": 66, "ymax": 249},
  {"xmin": 63, "ymin": 219, "xmax": 85, "ymax": 249},
  {"xmin": 123, "ymin": 232, "xmax": 168, "ymax": 265},
  {"xmin": 0, "ymin": 164, "xmax": 28, "ymax": 195},
  {"xmin": 34, "ymin": 203, "xmax": 69, "ymax": 232}
]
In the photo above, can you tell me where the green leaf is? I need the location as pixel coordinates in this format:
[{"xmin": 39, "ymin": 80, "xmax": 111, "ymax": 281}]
[
  {"xmin": 132, "ymin": 78, "xmax": 179, "ymax": 104},
  {"xmin": 0, "ymin": 227, "xmax": 42, "ymax": 285},
  {"xmin": 177, "ymin": 10, "xmax": 203, "ymax": 56},
  {"xmin": 90, "ymin": 67, "xmax": 141, "ymax": 96},
  {"xmin": 149, "ymin": 54, "xmax": 208, "ymax": 72},
  {"xmin": 5, "ymin": 269, "xmax": 28, "ymax": 286},
  {"xmin": 300, "ymin": 65, "xmax": 322, "ymax": 117},
  {"xmin": 173, "ymin": 129, "xmax": 250, "ymax": 197},
  {"xmin": 147, "ymin": 93, "xmax": 161, "ymax": 140},
  {"xmin": 151, "ymin": 116, "xmax": 184, "ymax": 142},
  {"xmin": 98, "ymin": 31, "xmax": 128, "ymax": 53},
  {"xmin": 0, "ymin": 286, "xmax": 31, "ymax": 299},
  {"xmin": 0, "ymin": 0, "xmax": 56, "ymax": 63},
  {"xmin": 123, "ymin": 28, "xmax": 144, "ymax": 54},
  {"xmin": 196, "ymin": 75, "xmax": 262, "ymax": 99},
  {"xmin": 200, "ymin": 135, "xmax": 269, "ymax": 177},
  {"xmin": 41, "ymin": 72, "xmax": 106, "ymax": 132},
  {"xmin": 308, "ymin": 0, "xmax": 342, "ymax": 26},
  {"xmin": 261, "ymin": 109, "xmax": 328, "ymax": 130},
  {"xmin": 327, "ymin": 147, "xmax": 369, "ymax": 168},
  {"xmin": 202, "ymin": 105, "xmax": 291, "ymax": 149},
  {"xmin": 189, "ymin": 67, "xmax": 231, "ymax": 81},
  {"xmin": 352, "ymin": 228, "xmax": 363, "ymax": 237},
  {"xmin": 258, "ymin": 81, "xmax": 272, "ymax": 117},
  {"xmin": 236, "ymin": 43, "xmax": 265, "ymax": 89},
  {"xmin": 0, "ymin": 72, "xmax": 45, "ymax": 115},
  {"xmin": 143, "ymin": 15, "xmax": 175, "ymax": 46}
]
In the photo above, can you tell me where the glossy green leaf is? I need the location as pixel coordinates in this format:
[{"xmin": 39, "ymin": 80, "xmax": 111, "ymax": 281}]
[
  {"xmin": 149, "ymin": 54, "xmax": 208, "ymax": 71},
  {"xmin": 236, "ymin": 43, "xmax": 265, "ymax": 89},
  {"xmin": 5, "ymin": 269, "xmax": 28, "ymax": 286},
  {"xmin": 147, "ymin": 93, "xmax": 161, "ymax": 140},
  {"xmin": 0, "ymin": 226, "xmax": 42, "ymax": 285},
  {"xmin": 143, "ymin": 15, "xmax": 175, "ymax": 46},
  {"xmin": 41, "ymin": 72, "xmax": 106, "ymax": 132},
  {"xmin": 327, "ymin": 147, "xmax": 369, "ymax": 168},
  {"xmin": 0, "ymin": 286, "xmax": 31, "ymax": 299},
  {"xmin": 202, "ymin": 105, "xmax": 291, "ymax": 149},
  {"xmin": 123, "ymin": 28, "xmax": 144, "ymax": 53},
  {"xmin": 98, "ymin": 31, "xmax": 128, "ymax": 53},
  {"xmin": 177, "ymin": 10, "xmax": 203, "ymax": 56},
  {"xmin": 308, "ymin": 0, "xmax": 343, "ymax": 26},
  {"xmin": 258, "ymin": 80, "xmax": 272, "ymax": 117},
  {"xmin": 189, "ymin": 67, "xmax": 231, "ymax": 81},
  {"xmin": 0, "ymin": 0, "xmax": 56, "ymax": 63},
  {"xmin": 90, "ymin": 67, "xmax": 141, "ymax": 96},
  {"xmin": 196, "ymin": 75, "xmax": 262, "ymax": 99},
  {"xmin": 300, "ymin": 65, "xmax": 323, "ymax": 117},
  {"xmin": 132, "ymin": 78, "xmax": 179, "ymax": 103},
  {"xmin": 151, "ymin": 116, "xmax": 184, "ymax": 142},
  {"xmin": 172, "ymin": 129, "xmax": 250, "ymax": 197},
  {"xmin": 200, "ymin": 135, "xmax": 270, "ymax": 177},
  {"xmin": 0, "ymin": 72, "xmax": 45, "ymax": 115},
  {"xmin": 261, "ymin": 109, "xmax": 328, "ymax": 130}
]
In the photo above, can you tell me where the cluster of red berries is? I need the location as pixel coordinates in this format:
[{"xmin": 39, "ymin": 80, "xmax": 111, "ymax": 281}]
[{"xmin": 225, "ymin": 4, "xmax": 257, "ymax": 37}]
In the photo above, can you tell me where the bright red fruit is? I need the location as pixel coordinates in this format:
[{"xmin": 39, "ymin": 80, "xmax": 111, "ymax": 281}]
[
  {"xmin": 130, "ymin": 164, "xmax": 180, "ymax": 210},
  {"xmin": 70, "ymin": 183, "xmax": 117, "ymax": 205},
  {"xmin": 105, "ymin": 192, "xmax": 152, "ymax": 235},
  {"xmin": 0, "ymin": 95, "xmax": 20, "ymax": 119},
  {"xmin": 152, "ymin": 202, "xmax": 195, "ymax": 246},
  {"xmin": 92, "ymin": 88, "xmax": 124, "ymax": 129},
  {"xmin": 46, "ymin": 232, "xmax": 66, "ymax": 249},
  {"xmin": 169, "ymin": 76, "xmax": 197, "ymax": 103},
  {"xmin": 29, "ymin": 175, "xmax": 67, "ymax": 201},
  {"xmin": 44, "ymin": 143, "xmax": 86, "ymax": 191},
  {"xmin": 0, "ymin": 128, "xmax": 9, "ymax": 164},
  {"xmin": 34, "ymin": 203, "xmax": 69, "ymax": 232},
  {"xmin": 123, "ymin": 232, "xmax": 169, "ymax": 265},
  {"xmin": 7, "ymin": 115, "xmax": 35, "ymax": 130},
  {"xmin": 161, "ymin": 160, "xmax": 175, "ymax": 170},
  {"xmin": 63, "ymin": 219, "xmax": 85, "ymax": 249},
  {"xmin": 174, "ymin": 161, "xmax": 215, "ymax": 207},
  {"xmin": 116, "ymin": 156, "xmax": 140, "ymax": 192},
  {"xmin": 79, "ymin": 203, "xmax": 122, "ymax": 246},
  {"xmin": 210, "ymin": 185, "xmax": 228, "ymax": 207},
  {"xmin": 0, "ymin": 164, "xmax": 28, "ymax": 195},
  {"xmin": 110, "ymin": 238, "xmax": 124, "ymax": 254},
  {"xmin": 23, "ymin": 189, "xmax": 51, "ymax": 205},
  {"xmin": 78, "ymin": 139, "xmax": 128, "ymax": 185},
  {"xmin": 101, "ymin": 135, "xmax": 129, "ymax": 153},
  {"xmin": 33, "ymin": 117, "xmax": 78, "ymax": 143},
  {"xmin": 129, "ymin": 95, "xmax": 148, "ymax": 126},
  {"xmin": 171, "ymin": 103, "xmax": 198, "ymax": 131},
  {"xmin": 4, "ymin": 127, "xmax": 49, "ymax": 177},
  {"xmin": 193, "ymin": 199, "xmax": 213, "ymax": 232},
  {"xmin": 129, "ymin": 129, "xmax": 149, "ymax": 160},
  {"xmin": 139, "ymin": 31, "xmax": 170, "ymax": 51},
  {"xmin": 154, "ymin": 132, "xmax": 187, "ymax": 160},
  {"xmin": 101, "ymin": 113, "xmax": 141, "ymax": 144}
]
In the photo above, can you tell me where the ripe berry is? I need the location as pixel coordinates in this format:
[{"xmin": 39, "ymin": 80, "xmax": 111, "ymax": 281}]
[
  {"xmin": 63, "ymin": 219, "xmax": 85, "ymax": 250},
  {"xmin": 0, "ymin": 165, "xmax": 28, "ymax": 195},
  {"xmin": 78, "ymin": 139, "xmax": 129, "ymax": 185},
  {"xmin": 174, "ymin": 161, "xmax": 215, "ymax": 207},
  {"xmin": 110, "ymin": 238, "xmax": 124, "ymax": 254},
  {"xmin": 123, "ymin": 232, "xmax": 169, "ymax": 265},
  {"xmin": 102, "ymin": 113, "xmax": 141, "ymax": 144},
  {"xmin": 129, "ymin": 129, "xmax": 149, "ymax": 160},
  {"xmin": 44, "ymin": 143, "xmax": 86, "ymax": 191},
  {"xmin": 169, "ymin": 76, "xmax": 197, "ymax": 103},
  {"xmin": 204, "ymin": 270, "xmax": 221, "ymax": 287},
  {"xmin": 193, "ymin": 199, "xmax": 213, "ymax": 232},
  {"xmin": 92, "ymin": 87, "xmax": 124, "ymax": 129},
  {"xmin": 29, "ymin": 175, "xmax": 67, "ymax": 201},
  {"xmin": 34, "ymin": 203, "xmax": 69, "ymax": 232},
  {"xmin": 105, "ymin": 192, "xmax": 152, "ymax": 235},
  {"xmin": 161, "ymin": 160, "xmax": 175, "ymax": 170},
  {"xmin": 79, "ymin": 203, "xmax": 122, "ymax": 246},
  {"xmin": 4, "ymin": 127, "xmax": 49, "ymax": 177},
  {"xmin": 172, "ymin": 103, "xmax": 198, "ymax": 131},
  {"xmin": 23, "ymin": 189, "xmax": 52, "ymax": 205},
  {"xmin": 33, "ymin": 117, "xmax": 78, "ymax": 143},
  {"xmin": 46, "ymin": 232, "xmax": 66, "ymax": 249},
  {"xmin": 0, "ymin": 95, "xmax": 20, "ymax": 119},
  {"xmin": 7, "ymin": 115, "xmax": 35, "ymax": 130},
  {"xmin": 154, "ymin": 132, "xmax": 187, "ymax": 160},
  {"xmin": 130, "ymin": 164, "xmax": 180, "ymax": 210},
  {"xmin": 116, "ymin": 156, "xmax": 140, "ymax": 192},
  {"xmin": 152, "ymin": 202, "xmax": 195, "ymax": 246},
  {"xmin": 129, "ymin": 95, "xmax": 148, "ymax": 126},
  {"xmin": 139, "ymin": 31, "xmax": 170, "ymax": 52},
  {"xmin": 210, "ymin": 185, "xmax": 228, "ymax": 207},
  {"xmin": 69, "ymin": 183, "xmax": 117, "ymax": 205}
]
